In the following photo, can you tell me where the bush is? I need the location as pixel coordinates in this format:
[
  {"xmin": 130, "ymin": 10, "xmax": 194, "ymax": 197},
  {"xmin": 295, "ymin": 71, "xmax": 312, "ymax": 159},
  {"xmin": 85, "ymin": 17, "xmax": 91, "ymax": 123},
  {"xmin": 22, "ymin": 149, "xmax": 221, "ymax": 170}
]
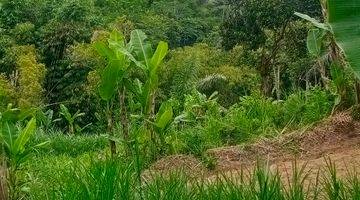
[
  {"xmin": 224, "ymin": 94, "xmax": 281, "ymax": 143},
  {"xmin": 161, "ymin": 44, "xmax": 260, "ymax": 108},
  {"xmin": 0, "ymin": 45, "xmax": 46, "ymax": 109},
  {"xmin": 282, "ymin": 88, "xmax": 334, "ymax": 127},
  {"xmin": 165, "ymin": 87, "xmax": 334, "ymax": 154},
  {"xmin": 0, "ymin": 74, "xmax": 16, "ymax": 109}
]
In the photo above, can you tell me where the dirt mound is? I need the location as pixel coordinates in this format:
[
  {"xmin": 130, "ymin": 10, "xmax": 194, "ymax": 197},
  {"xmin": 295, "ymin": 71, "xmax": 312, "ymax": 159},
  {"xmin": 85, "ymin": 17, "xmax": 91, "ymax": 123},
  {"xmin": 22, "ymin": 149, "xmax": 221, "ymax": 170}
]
[{"xmin": 207, "ymin": 112, "xmax": 360, "ymax": 177}]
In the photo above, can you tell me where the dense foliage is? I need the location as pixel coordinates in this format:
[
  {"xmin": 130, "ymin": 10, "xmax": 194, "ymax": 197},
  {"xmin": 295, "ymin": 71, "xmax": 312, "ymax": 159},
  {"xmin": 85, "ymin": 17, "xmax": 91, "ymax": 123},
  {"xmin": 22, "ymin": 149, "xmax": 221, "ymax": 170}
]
[{"xmin": 0, "ymin": 0, "xmax": 359, "ymax": 199}]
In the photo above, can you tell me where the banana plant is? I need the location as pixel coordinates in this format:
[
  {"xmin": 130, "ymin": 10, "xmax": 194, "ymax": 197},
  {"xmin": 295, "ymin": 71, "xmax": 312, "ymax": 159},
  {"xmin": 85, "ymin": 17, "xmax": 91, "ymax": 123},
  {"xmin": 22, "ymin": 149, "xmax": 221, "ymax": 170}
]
[
  {"xmin": 295, "ymin": 0, "xmax": 360, "ymax": 78},
  {"xmin": 295, "ymin": 0, "xmax": 360, "ymax": 107},
  {"xmin": 36, "ymin": 109, "xmax": 61, "ymax": 132},
  {"xmin": 125, "ymin": 30, "xmax": 170, "ymax": 150},
  {"xmin": 94, "ymin": 29, "xmax": 169, "ymax": 155},
  {"xmin": 0, "ymin": 105, "xmax": 48, "ymax": 199},
  {"xmin": 153, "ymin": 101, "xmax": 174, "ymax": 149},
  {"xmin": 94, "ymin": 31, "xmax": 129, "ymax": 101},
  {"xmin": 1, "ymin": 118, "xmax": 36, "ymax": 168},
  {"xmin": 94, "ymin": 30, "xmax": 132, "ymax": 156},
  {"xmin": 59, "ymin": 104, "xmax": 85, "ymax": 135},
  {"xmin": 128, "ymin": 30, "xmax": 169, "ymax": 116}
]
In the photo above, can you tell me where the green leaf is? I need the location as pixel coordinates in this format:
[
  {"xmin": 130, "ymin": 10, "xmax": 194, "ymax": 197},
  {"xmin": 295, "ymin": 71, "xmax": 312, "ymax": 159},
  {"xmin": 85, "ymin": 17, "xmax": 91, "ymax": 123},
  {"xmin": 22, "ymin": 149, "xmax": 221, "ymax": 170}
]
[
  {"xmin": 108, "ymin": 30, "xmax": 125, "ymax": 54},
  {"xmin": 123, "ymin": 79, "xmax": 142, "ymax": 99},
  {"xmin": 116, "ymin": 47, "xmax": 147, "ymax": 70},
  {"xmin": 0, "ymin": 106, "xmax": 21, "ymax": 124},
  {"xmin": 109, "ymin": 30, "xmax": 124, "ymax": 44},
  {"xmin": 1, "ymin": 122, "xmax": 14, "ymax": 153},
  {"xmin": 99, "ymin": 60, "xmax": 124, "ymax": 100},
  {"xmin": 129, "ymin": 29, "xmax": 153, "ymax": 67},
  {"xmin": 93, "ymin": 41, "xmax": 115, "ymax": 60},
  {"xmin": 60, "ymin": 104, "xmax": 72, "ymax": 122},
  {"xmin": 155, "ymin": 102, "xmax": 173, "ymax": 130},
  {"xmin": 328, "ymin": 0, "xmax": 360, "ymax": 78},
  {"xmin": 294, "ymin": 12, "xmax": 330, "ymax": 31},
  {"xmin": 13, "ymin": 118, "xmax": 36, "ymax": 154},
  {"xmin": 307, "ymin": 28, "xmax": 326, "ymax": 57},
  {"xmin": 150, "ymin": 41, "xmax": 168, "ymax": 72},
  {"xmin": 32, "ymin": 141, "xmax": 50, "ymax": 149}
]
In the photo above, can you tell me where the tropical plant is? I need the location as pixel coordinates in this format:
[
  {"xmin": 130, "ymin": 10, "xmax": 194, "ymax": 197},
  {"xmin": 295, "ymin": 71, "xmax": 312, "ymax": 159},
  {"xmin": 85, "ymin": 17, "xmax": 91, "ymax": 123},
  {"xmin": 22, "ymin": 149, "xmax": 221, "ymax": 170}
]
[
  {"xmin": 94, "ymin": 29, "xmax": 169, "ymax": 157},
  {"xmin": 127, "ymin": 30, "xmax": 170, "ymax": 153},
  {"xmin": 152, "ymin": 101, "xmax": 174, "ymax": 153},
  {"xmin": 94, "ymin": 30, "xmax": 132, "ymax": 155},
  {"xmin": 0, "ymin": 105, "xmax": 47, "ymax": 199},
  {"xmin": 36, "ymin": 109, "xmax": 61, "ymax": 132},
  {"xmin": 220, "ymin": 0, "xmax": 322, "ymax": 96},
  {"xmin": 126, "ymin": 30, "xmax": 169, "ymax": 117},
  {"xmin": 295, "ymin": 0, "xmax": 360, "ymax": 80},
  {"xmin": 59, "ymin": 104, "xmax": 86, "ymax": 135}
]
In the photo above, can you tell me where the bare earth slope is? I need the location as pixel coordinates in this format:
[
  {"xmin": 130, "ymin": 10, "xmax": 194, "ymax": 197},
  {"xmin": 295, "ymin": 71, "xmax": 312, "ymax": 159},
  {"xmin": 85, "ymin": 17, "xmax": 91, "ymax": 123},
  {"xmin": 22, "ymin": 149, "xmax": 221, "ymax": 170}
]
[
  {"xmin": 149, "ymin": 112, "xmax": 360, "ymax": 179},
  {"xmin": 208, "ymin": 112, "xmax": 360, "ymax": 178}
]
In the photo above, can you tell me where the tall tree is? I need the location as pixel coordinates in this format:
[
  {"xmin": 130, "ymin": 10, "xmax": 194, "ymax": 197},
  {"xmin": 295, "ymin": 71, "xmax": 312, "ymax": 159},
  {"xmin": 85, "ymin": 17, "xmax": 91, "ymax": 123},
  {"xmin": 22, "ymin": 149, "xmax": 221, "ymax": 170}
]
[{"xmin": 220, "ymin": 0, "xmax": 322, "ymax": 96}]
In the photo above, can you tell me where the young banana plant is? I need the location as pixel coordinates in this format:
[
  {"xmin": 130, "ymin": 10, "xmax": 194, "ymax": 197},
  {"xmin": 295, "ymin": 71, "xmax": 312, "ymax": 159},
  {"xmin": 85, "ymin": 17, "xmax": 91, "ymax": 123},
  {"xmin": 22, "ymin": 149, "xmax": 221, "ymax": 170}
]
[
  {"xmin": 36, "ymin": 109, "xmax": 61, "ymax": 132},
  {"xmin": 153, "ymin": 101, "xmax": 174, "ymax": 150},
  {"xmin": 94, "ymin": 30, "xmax": 132, "ymax": 156},
  {"xmin": 127, "ymin": 30, "xmax": 169, "ymax": 117},
  {"xmin": 59, "ymin": 104, "xmax": 85, "ymax": 135},
  {"xmin": 0, "ymin": 105, "xmax": 48, "ymax": 199},
  {"xmin": 94, "ymin": 29, "xmax": 171, "ymax": 156},
  {"xmin": 125, "ymin": 30, "xmax": 171, "ymax": 151}
]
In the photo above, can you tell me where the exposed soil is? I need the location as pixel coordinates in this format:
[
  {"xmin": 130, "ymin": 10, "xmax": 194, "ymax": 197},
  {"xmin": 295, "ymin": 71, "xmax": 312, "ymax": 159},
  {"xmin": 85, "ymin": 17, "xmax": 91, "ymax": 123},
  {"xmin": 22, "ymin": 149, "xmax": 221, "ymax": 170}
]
[
  {"xmin": 147, "ymin": 112, "xmax": 360, "ymax": 180},
  {"xmin": 142, "ymin": 154, "xmax": 207, "ymax": 181}
]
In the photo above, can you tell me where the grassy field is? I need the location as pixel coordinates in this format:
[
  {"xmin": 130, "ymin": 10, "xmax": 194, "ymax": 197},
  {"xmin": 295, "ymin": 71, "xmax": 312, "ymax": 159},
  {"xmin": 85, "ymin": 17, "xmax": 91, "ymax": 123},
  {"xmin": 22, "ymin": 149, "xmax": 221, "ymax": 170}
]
[{"xmin": 6, "ymin": 127, "xmax": 356, "ymax": 200}]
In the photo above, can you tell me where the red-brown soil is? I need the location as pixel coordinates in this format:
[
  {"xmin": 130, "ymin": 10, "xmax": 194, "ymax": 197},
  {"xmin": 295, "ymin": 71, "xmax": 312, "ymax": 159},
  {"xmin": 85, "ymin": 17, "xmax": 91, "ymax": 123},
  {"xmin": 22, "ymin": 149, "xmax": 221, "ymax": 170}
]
[{"xmin": 148, "ymin": 112, "xmax": 360, "ymax": 180}]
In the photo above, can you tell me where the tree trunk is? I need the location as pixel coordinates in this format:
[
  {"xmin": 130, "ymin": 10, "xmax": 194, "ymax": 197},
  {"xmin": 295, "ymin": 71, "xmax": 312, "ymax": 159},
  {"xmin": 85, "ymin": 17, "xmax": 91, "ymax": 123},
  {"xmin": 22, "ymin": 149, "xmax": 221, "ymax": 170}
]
[
  {"xmin": 258, "ymin": 22, "xmax": 288, "ymax": 97},
  {"xmin": 0, "ymin": 160, "xmax": 8, "ymax": 200},
  {"xmin": 355, "ymin": 80, "xmax": 360, "ymax": 105},
  {"xmin": 318, "ymin": 60, "xmax": 329, "ymax": 90},
  {"xmin": 260, "ymin": 72, "xmax": 273, "ymax": 97},
  {"xmin": 149, "ymin": 91, "xmax": 156, "ymax": 142},
  {"xmin": 274, "ymin": 64, "xmax": 281, "ymax": 100},
  {"xmin": 119, "ymin": 87, "xmax": 130, "ymax": 153},
  {"xmin": 107, "ymin": 105, "xmax": 116, "ymax": 157}
]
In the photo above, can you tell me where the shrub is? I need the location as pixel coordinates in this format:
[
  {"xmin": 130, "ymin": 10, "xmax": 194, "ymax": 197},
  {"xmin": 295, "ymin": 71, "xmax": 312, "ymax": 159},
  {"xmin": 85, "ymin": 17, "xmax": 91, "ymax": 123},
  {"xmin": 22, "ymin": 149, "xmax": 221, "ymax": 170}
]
[
  {"xmin": 17, "ymin": 47, "xmax": 46, "ymax": 108},
  {"xmin": 224, "ymin": 94, "xmax": 281, "ymax": 142},
  {"xmin": 0, "ymin": 74, "xmax": 16, "ymax": 109},
  {"xmin": 0, "ymin": 45, "xmax": 46, "ymax": 109},
  {"xmin": 10, "ymin": 22, "xmax": 36, "ymax": 44},
  {"xmin": 282, "ymin": 88, "xmax": 334, "ymax": 127}
]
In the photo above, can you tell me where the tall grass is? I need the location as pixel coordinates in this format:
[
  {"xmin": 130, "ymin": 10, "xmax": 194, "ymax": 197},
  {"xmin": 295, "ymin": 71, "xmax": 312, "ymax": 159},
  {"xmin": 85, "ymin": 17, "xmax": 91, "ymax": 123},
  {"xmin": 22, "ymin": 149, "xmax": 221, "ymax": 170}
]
[
  {"xmin": 27, "ymin": 156, "xmax": 360, "ymax": 200},
  {"xmin": 29, "ymin": 130, "xmax": 108, "ymax": 157}
]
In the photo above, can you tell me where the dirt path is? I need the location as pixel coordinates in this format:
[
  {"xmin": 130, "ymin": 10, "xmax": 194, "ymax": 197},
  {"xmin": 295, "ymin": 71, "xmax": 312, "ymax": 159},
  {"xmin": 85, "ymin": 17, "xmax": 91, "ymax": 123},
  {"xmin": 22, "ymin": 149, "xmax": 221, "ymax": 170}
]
[{"xmin": 272, "ymin": 147, "xmax": 360, "ymax": 182}]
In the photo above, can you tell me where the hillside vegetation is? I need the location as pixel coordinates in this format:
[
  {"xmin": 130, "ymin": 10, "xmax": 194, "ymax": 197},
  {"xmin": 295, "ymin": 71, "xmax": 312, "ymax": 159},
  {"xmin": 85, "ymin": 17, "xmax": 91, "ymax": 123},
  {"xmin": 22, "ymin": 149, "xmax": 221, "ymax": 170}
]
[{"xmin": 0, "ymin": 0, "xmax": 360, "ymax": 199}]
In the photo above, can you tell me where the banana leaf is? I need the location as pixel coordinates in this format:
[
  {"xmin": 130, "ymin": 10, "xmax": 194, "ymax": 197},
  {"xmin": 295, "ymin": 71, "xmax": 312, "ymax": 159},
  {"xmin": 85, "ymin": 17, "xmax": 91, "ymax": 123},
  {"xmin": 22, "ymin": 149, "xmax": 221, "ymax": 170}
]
[{"xmin": 328, "ymin": 0, "xmax": 360, "ymax": 78}]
